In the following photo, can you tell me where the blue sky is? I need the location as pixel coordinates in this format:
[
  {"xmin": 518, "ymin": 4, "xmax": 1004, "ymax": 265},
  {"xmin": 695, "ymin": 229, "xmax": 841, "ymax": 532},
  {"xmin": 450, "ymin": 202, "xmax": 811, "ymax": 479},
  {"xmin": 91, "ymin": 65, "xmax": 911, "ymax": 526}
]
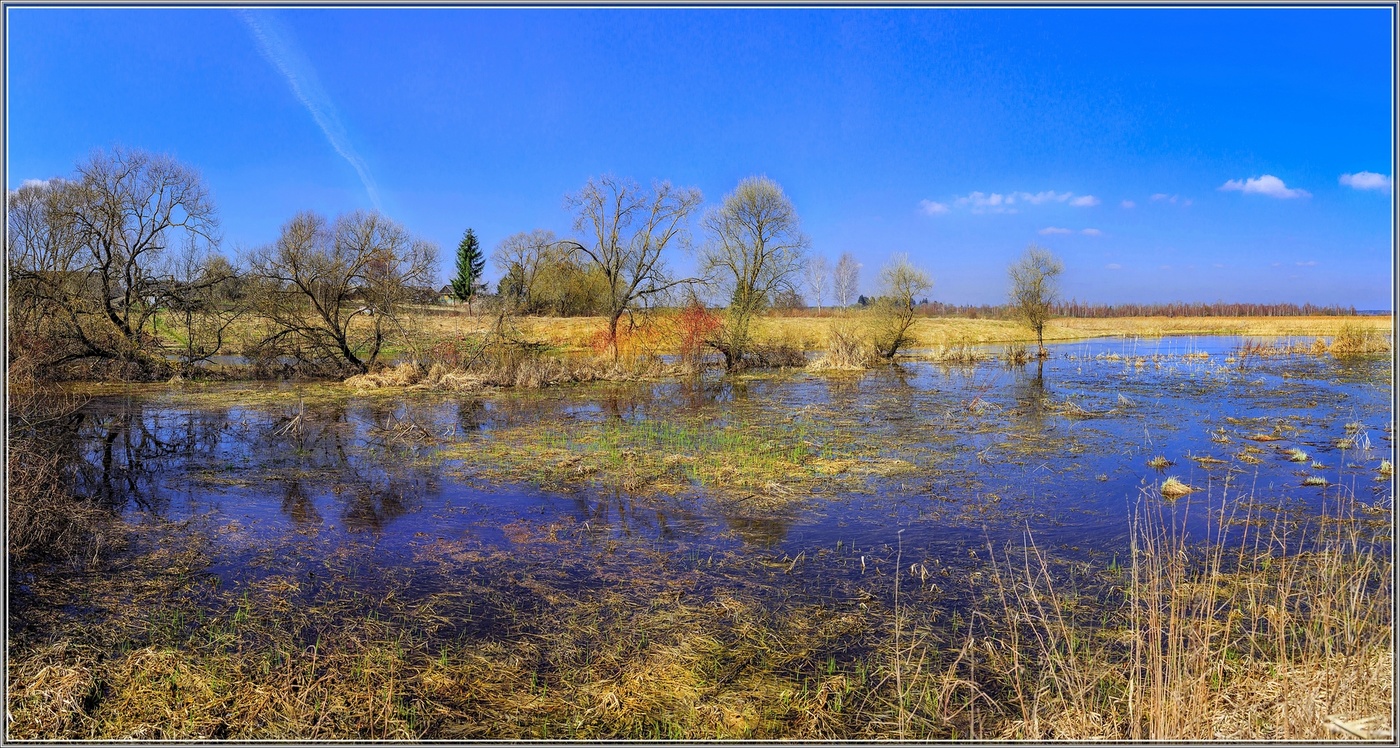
[{"xmin": 6, "ymin": 7, "xmax": 1395, "ymax": 308}]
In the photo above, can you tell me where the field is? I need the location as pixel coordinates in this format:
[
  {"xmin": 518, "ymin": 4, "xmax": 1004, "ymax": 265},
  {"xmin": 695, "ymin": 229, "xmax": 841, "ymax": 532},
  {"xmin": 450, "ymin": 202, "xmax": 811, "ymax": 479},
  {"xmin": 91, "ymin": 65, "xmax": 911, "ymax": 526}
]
[{"xmin": 399, "ymin": 308, "xmax": 1394, "ymax": 354}]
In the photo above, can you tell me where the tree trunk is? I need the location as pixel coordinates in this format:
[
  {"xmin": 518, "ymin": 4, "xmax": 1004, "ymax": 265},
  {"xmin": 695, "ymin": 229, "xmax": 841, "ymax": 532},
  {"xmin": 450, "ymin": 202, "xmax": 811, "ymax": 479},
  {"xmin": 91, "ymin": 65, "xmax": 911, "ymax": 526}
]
[{"xmin": 607, "ymin": 310, "xmax": 624, "ymax": 361}]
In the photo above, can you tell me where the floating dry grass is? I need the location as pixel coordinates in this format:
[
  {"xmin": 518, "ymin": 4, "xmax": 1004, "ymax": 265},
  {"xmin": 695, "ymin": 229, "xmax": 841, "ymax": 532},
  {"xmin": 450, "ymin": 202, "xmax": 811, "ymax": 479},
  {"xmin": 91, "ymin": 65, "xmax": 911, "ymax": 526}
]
[{"xmin": 1159, "ymin": 477, "xmax": 1195, "ymax": 498}]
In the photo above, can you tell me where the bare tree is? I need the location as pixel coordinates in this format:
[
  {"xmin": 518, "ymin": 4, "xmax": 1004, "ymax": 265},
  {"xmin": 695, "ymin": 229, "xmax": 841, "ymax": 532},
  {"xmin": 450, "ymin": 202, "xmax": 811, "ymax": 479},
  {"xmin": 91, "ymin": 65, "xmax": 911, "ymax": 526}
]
[
  {"xmin": 492, "ymin": 229, "xmax": 560, "ymax": 311},
  {"xmin": 491, "ymin": 229, "xmax": 606, "ymax": 316},
  {"xmin": 1008, "ymin": 244, "xmax": 1064, "ymax": 358},
  {"xmin": 246, "ymin": 210, "xmax": 437, "ymax": 375},
  {"xmin": 833, "ymin": 252, "xmax": 860, "ymax": 308},
  {"xmin": 7, "ymin": 179, "xmax": 85, "ymax": 374},
  {"xmin": 805, "ymin": 253, "xmax": 830, "ymax": 313},
  {"xmin": 168, "ymin": 248, "xmax": 245, "ymax": 374},
  {"xmin": 562, "ymin": 175, "xmax": 703, "ymax": 359},
  {"xmin": 7, "ymin": 148, "xmax": 219, "ymax": 377},
  {"xmin": 698, "ymin": 176, "xmax": 809, "ymax": 370},
  {"xmin": 870, "ymin": 253, "xmax": 933, "ymax": 359}
]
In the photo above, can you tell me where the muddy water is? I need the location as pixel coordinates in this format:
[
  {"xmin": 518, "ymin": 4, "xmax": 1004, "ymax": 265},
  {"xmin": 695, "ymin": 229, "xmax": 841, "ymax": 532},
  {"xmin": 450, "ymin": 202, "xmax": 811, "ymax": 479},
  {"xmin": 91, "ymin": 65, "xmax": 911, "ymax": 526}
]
[{"xmin": 51, "ymin": 337, "xmax": 1394, "ymax": 630}]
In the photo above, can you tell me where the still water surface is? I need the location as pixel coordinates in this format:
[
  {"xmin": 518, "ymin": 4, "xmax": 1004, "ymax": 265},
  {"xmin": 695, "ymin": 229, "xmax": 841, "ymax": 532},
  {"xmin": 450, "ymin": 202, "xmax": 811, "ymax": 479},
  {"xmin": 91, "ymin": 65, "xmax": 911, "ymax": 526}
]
[{"xmin": 62, "ymin": 336, "xmax": 1393, "ymax": 616}]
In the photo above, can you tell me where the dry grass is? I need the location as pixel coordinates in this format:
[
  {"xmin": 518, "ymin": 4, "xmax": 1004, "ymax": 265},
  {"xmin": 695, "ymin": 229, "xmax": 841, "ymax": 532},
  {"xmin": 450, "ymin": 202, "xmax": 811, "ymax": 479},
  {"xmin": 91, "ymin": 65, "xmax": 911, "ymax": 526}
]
[
  {"xmin": 10, "ymin": 481, "xmax": 1390, "ymax": 741},
  {"xmin": 1159, "ymin": 477, "xmax": 1195, "ymax": 498},
  {"xmin": 344, "ymin": 336, "xmax": 672, "ymax": 393},
  {"xmin": 807, "ymin": 319, "xmax": 877, "ymax": 372},
  {"xmin": 403, "ymin": 310, "xmax": 1391, "ymax": 356},
  {"xmin": 7, "ymin": 517, "xmax": 891, "ymax": 741},
  {"xmin": 8, "ymin": 587, "xmax": 878, "ymax": 740},
  {"xmin": 1001, "ymin": 343, "xmax": 1031, "ymax": 365},
  {"xmin": 6, "ymin": 381, "xmax": 112, "ymax": 566},
  {"xmin": 1325, "ymin": 324, "xmax": 1393, "ymax": 357},
  {"xmin": 957, "ymin": 491, "xmax": 1393, "ymax": 740}
]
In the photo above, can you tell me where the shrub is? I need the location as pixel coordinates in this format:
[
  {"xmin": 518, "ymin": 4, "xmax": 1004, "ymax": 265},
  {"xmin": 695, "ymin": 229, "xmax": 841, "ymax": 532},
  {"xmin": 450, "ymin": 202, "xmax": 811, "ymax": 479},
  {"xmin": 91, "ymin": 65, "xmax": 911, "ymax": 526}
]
[
  {"xmin": 1328, "ymin": 324, "xmax": 1392, "ymax": 357},
  {"xmin": 808, "ymin": 319, "xmax": 875, "ymax": 371},
  {"xmin": 1002, "ymin": 343, "xmax": 1031, "ymax": 366},
  {"xmin": 676, "ymin": 300, "xmax": 722, "ymax": 371},
  {"xmin": 7, "ymin": 383, "xmax": 109, "ymax": 567}
]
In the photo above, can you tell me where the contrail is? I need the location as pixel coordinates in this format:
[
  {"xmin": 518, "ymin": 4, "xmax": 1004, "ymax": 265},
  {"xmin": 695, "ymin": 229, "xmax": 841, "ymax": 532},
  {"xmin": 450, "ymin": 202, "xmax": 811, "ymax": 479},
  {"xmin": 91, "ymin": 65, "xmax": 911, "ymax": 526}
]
[{"xmin": 239, "ymin": 9, "xmax": 383, "ymax": 211}]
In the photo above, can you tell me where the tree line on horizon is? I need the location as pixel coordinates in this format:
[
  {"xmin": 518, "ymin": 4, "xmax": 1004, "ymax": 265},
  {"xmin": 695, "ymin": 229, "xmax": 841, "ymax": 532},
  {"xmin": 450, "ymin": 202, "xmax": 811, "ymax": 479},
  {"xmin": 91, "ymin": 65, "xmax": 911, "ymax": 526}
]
[
  {"xmin": 912, "ymin": 299, "xmax": 1363, "ymax": 320},
  {"xmin": 9, "ymin": 146, "xmax": 1359, "ymax": 382}
]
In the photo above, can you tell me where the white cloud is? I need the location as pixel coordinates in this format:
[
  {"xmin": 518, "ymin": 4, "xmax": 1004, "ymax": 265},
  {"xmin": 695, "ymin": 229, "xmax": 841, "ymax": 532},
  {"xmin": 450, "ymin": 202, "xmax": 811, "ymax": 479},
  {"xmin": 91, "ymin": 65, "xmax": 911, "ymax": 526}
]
[
  {"xmin": 1105, "ymin": 263, "xmax": 1122, "ymax": 270},
  {"xmin": 919, "ymin": 199, "xmax": 950, "ymax": 215},
  {"xmin": 952, "ymin": 191, "xmax": 1017, "ymax": 214},
  {"xmin": 1296, "ymin": 260, "xmax": 1318, "ymax": 267},
  {"xmin": 1010, "ymin": 190, "xmax": 1074, "ymax": 205},
  {"xmin": 1219, "ymin": 174, "xmax": 1310, "ymax": 199},
  {"xmin": 1121, "ymin": 200, "xmax": 1135, "ymax": 209},
  {"xmin": 1080, "ymin": 228, "xmax": 1102, "ymax": 236},
  {"xmin": 1339, "ymin": 171, "xmax": 1392, "ymax": 191},
  {"xmin": 1038, "ymin": 226, "xmax": 1072, "ymax": 235},
  {"xmin": 936, "ymin": 188, "xmax": 1104, "ymax": 215},
  {"xmin": 20, "ymin": 178, "xmax": 51, "ymax": 189},
  {"xmin": 1150, "ymin": 193, "xmax": 1175, "ymax": 202},
  {"xmin": 240, "ymin": 10, "xmax": 382, "ymax": 211}
]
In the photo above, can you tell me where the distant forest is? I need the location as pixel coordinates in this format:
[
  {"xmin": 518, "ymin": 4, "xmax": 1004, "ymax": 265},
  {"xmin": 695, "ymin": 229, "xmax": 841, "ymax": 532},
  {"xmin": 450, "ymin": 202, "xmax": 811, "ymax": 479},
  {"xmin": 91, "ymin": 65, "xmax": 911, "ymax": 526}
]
[{"xmin": 910, "ymin": 300, "xmax": 1367, "ymax": 319}]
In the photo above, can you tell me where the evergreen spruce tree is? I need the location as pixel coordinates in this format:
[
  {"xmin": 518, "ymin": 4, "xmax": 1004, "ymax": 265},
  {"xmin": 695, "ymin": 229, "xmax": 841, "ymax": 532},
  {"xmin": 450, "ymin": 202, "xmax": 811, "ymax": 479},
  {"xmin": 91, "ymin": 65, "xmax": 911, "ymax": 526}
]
[{"xmin": 450, "ymin": 228, "xmax": 485, "ymax": 312}]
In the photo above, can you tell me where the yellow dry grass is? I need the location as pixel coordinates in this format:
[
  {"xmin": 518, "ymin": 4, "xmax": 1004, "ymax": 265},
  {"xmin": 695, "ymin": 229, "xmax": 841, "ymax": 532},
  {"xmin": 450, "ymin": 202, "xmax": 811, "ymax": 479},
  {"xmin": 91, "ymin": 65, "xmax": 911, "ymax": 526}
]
[{"xmin": 404, "ymin": 309, "xmax": 1392, "ymax": 354}]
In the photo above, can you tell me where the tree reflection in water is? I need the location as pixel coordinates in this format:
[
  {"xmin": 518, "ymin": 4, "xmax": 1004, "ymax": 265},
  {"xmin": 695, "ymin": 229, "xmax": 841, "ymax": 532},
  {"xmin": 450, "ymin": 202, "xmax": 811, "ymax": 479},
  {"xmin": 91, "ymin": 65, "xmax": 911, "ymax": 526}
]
[{"xmin": 66, "ymin": 398, "xmax": 452, "ymax": 535}]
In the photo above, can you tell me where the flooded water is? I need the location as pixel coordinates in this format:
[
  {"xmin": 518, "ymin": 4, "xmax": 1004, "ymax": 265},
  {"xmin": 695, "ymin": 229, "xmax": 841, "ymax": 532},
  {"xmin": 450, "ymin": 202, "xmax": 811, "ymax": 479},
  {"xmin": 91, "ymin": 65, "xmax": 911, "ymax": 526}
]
[{"xmin": 45, "ymin": 336, "xmax": 1392, "ymax": 627}]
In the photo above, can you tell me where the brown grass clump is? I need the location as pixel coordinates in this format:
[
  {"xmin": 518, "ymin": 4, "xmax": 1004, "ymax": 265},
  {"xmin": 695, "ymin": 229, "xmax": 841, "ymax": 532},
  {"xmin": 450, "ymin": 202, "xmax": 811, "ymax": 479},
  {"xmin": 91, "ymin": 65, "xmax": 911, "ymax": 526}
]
[
  {"xmin": 807, "ymin": 320, "xmax": 876, "ymax": 372},
  {"xmin": 920, "ymin": 335, "xmax": 986, "ymax": 364},
  {"xmin": 1001, "ymin": 343, "xmax": 1031, "ymax": 365},
  {"xmin": 345, "ymin": 346, "xmax": 669, "ymax": 393},
  {"xmin": 5, "ymin": 641, "xmax": 102, "ymax": 738},
  {"xmin": 8, "ymin": 544, "xmax": 883, "ymax": 741},
  {"xmin": 344, "ymin": 362, "xmax": 428, "ymax": 389},
  {"xmin": 1325, "ymin": 324, "xmax": 1392, "ymax": 358},
  {"xmin": 1235, "ymin": 326, "xmax": 1392, "ymax": 361},
  {"xmin": 1159, "ymin": 477, "xmax": 1194, "ymax": 498}
]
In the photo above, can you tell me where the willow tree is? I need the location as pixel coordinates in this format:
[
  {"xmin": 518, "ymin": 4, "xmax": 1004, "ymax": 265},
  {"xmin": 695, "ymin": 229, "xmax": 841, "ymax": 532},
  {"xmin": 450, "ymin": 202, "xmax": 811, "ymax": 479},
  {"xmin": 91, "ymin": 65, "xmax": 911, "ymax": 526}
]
[
  {"xmin": 1008, "ymin": 244, "xmax": 1063, "ymax": 358},
  {"xmin": 246, "ymin": 210, "xmax": 437, "ymax": 375},
  {"xmin": 562, "ymin": 175, "xmax": 703, "ymax": 359},
  {"xmin": 698, "ymin": 176, "xmax": 808, "ymax": 370},
  {"xmin": 7, "ymin": 148, "xmax": 219, "ymax": 377},
  {"xmin": 871, "ymin": 253, "xmax": 933, "ymax": 359}
]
